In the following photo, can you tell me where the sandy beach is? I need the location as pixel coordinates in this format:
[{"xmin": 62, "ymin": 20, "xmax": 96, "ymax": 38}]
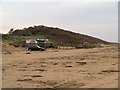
[{"xmin": 2, "ymin": 44, "xmax": 118, "ymax": 88}]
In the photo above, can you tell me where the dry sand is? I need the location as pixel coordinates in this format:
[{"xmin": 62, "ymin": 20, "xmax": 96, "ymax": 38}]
[{"xmin": 2, "ymin": 44, "xmax": 119, "ymax": 88}]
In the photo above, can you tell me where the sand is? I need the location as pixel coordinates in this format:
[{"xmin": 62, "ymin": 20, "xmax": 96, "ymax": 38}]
[{"xmin": 2, "ymin": 44, "xmax": 118, "ymax": 88}]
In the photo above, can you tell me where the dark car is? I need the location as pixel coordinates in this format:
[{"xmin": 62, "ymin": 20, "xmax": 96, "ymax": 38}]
[{"xmin": 28, "ymin": 45, "xmax": 45, "ymax": 51}]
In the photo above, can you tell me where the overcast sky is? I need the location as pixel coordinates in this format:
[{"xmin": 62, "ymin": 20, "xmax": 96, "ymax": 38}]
[{"xmin": 0, "ymin": 0, "xmax": 118, "ymax": 42}]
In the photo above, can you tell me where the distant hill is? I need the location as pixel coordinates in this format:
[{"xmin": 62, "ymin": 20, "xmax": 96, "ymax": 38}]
[{"xmin": 4, "ymin": 25, "xmax": 109, "ymax": 45}]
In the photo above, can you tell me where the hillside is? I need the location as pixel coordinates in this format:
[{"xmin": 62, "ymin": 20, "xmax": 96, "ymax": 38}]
[{"xmin": 3, "ymin": 25, "xmax": 108, "ymax": 46}]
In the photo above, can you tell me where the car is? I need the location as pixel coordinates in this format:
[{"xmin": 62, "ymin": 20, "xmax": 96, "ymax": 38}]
[{"xmin": 28, "ymin": 45, "xmax": 45, "ymax": 51}]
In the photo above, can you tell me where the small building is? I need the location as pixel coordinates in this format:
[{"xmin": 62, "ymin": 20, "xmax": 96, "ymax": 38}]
[
  {"xmin": 36, "ymin": 39, "xmax": 48, "ymax": 43},
  {"xmin": 22, "ymin": 39, "xmax": 54, "ymax": 48},
  {"xmin": 22, "ymin": 39, "xmax": 37, "ymax": 47},
  {"xmin": 37, "ymin": 39, "xmax": 54, "ymax": 48}
]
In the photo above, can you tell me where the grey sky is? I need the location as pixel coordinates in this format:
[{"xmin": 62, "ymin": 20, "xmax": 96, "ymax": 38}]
[{"xmin": 0, "ymin": 1, "xmax": 118, "ymax": 42}]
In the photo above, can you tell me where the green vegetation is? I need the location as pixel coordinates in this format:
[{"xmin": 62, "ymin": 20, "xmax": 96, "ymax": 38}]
[
  {"xmin": 9, "ymin": 25, "xmax": 108, "ymax": 45},
  {"xmin": 2, "ymin": 25, "xmax": 109, "ymax": 48},
  {"xmin": 75, "ymin": 42, "xmax": 101, "ymax": 49},
  {"xmin": 2, "ymin": 34, "xmax": 46, "ymax": 47},
  {"xmin": 32, "ymin": 34, "xmax": 45, "ymax": 39},
  {"xmin": 4, "ymin": 36, "xmax": 24, "ymax": 47}
]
